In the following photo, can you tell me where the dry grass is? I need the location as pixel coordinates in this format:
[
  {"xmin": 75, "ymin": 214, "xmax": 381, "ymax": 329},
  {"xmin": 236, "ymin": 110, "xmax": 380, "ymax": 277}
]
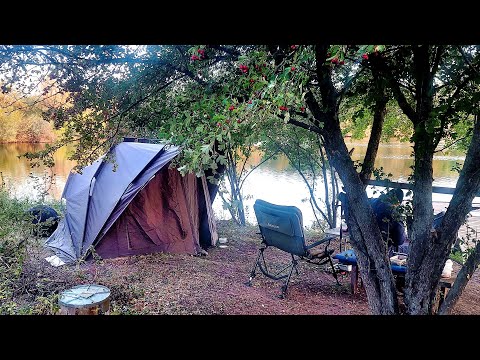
[{"xmin": 12, "ymin": 220, "xmax": 480, "ymax": 315}]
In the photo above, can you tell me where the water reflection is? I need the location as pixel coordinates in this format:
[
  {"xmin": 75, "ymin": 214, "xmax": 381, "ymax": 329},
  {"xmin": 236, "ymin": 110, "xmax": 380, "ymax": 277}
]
[
  {"xmin": 0, "ymin": 143, "xmax": 76, "ymax": 201},
  {"xmin": 349, "ymin": 141, "xmax": 465, "ymax": 183}
]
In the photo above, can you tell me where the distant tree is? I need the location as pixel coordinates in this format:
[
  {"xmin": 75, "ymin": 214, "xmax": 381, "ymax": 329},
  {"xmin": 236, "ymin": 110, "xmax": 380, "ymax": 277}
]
[{"xmin": 0, "ymin": 45, "xmax": 269, "ymax": 226}]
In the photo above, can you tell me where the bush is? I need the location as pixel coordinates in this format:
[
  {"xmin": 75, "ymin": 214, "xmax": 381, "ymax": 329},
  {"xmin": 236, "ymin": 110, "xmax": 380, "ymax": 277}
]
[
  {"xmin": 0, "ymin": 187, "xmax": 72, "ymax": 314},
  {"xmin": 0, "ymin": 189, "xmax": 32, "ymax": 314}
]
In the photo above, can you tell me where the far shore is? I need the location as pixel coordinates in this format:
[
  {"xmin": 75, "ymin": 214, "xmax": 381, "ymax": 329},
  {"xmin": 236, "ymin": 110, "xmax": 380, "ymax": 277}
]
[{"xmin": 0, "ymin": 141, "xmax": 51, "ymax": 144}]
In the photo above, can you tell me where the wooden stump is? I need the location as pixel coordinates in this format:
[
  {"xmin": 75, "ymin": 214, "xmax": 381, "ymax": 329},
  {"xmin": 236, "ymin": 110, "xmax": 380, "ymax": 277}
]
[{"xmin": 59, "ymin": 284, "xmax": 111, "ymax": 315}]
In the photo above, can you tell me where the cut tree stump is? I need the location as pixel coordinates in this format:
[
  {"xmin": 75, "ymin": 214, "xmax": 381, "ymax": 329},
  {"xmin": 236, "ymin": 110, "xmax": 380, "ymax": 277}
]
[{"xmin": 58, "ymin": 284, "xmax": 111, "ymax": 315}]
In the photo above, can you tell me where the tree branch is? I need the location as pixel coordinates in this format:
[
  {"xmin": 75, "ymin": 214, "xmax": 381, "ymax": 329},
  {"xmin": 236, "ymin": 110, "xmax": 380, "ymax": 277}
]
[
  {"xmin": 277, "ymin": 113, "xmax": 323, "ymax": 134},
  {"xmin": 239, "ymin": 152, "xmax": 277, "ymax": 190},
  {"xmin": 434, "ymin": 130, "xmax": 473, "ymax": 153},
  {"xmin": 457, "ymin": 45, "xmax": 480, "ymax": 76},
  {"xmin": 375, "ymin": 55, "xmax": 417, "ymax": 123},
  {"xmin": 83, "ymin": 73, "xmax": 188, "ymax": 162},
  {"xmin": 431, "ymin": 45, "xmax": 444, "ymax": 76}
]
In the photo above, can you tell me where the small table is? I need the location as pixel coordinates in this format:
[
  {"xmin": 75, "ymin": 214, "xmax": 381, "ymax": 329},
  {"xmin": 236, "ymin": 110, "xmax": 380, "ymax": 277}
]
[
  {"xmin": 324, "ymin": 227, "xmax": 350, "ymax": 252},
  {"xmin": 333, "ymin": 249, "xmax": 455, "ymax": 303}
]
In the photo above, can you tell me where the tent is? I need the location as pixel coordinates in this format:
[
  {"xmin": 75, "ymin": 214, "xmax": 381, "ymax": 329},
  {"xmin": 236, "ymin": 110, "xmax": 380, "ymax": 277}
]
[{"xmin": 45, "ymin": 139, "xmax": 218, "ymax": 264}]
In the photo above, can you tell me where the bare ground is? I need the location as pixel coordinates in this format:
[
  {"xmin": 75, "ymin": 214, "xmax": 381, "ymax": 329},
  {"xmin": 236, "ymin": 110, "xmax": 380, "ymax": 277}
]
[{"xmin": 19, "ymin": 220, "xmax": 480, "ymax": 315}]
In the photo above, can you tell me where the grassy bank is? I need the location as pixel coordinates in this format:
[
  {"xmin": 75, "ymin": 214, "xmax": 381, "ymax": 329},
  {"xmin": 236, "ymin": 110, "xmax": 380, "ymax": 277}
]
[
  {"xmin": 0, "ymin": 188, "xmax": 68, "ymax": 314},
  {"xmin": 0, "ymin": 186, "xmax": 349, "ymax": 315}
]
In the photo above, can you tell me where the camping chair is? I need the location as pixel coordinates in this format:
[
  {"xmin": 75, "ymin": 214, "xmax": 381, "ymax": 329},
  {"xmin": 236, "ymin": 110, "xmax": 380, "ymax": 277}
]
[{"xmin": 245, "ymin": 199, "xmax": 340, "ymax": 299}]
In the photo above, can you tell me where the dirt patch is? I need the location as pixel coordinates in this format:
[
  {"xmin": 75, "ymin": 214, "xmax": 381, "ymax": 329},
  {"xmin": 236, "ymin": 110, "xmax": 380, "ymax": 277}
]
[{"xmin": 17, "ymin": 221, "xmax": 480, "ymax": 315}]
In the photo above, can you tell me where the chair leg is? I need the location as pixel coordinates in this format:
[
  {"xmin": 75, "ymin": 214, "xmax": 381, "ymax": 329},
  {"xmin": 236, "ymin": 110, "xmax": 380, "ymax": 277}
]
[
  {"xmin": 245, "ymin": 248, "xmax": 264, "ymax": 287},
  {"xmin": 327, "ymin": 254, "xmax": 341, "ymax": 286},
  {"xmin": 351, "ymin": 265, "xmax": 359, "ymax": 294},
  {"xmin": 292, "ymin": 254, "xmax": 299, "ymax": 275},
  {"xmin": 278, "ymin": 257, "xmax": 298, "ymax": 299}
]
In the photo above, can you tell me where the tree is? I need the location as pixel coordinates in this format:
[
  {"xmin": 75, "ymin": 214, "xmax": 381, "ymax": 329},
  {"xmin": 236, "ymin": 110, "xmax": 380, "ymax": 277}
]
[
  {"xmin": 0, "ymin": 45, "xmax": 270, "ymax": 229},
  {"xmin": 242, "ymin": 44, "xmax": 480, "ymax": 314}
]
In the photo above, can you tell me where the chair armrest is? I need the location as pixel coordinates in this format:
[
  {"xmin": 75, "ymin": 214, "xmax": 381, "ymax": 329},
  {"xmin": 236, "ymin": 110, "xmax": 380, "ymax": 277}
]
[{"xmin": 305, "ymin": 234, "xmax": 337, "ymax": 250}]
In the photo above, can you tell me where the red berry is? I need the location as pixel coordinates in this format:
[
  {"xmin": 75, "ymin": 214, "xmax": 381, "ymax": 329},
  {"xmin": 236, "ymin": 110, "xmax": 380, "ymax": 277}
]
[
  {"xmin": 362, "ymin": 53, "xmax": 369, "ymax": 60},
  {"xmin": 190, "ymin": 55, "xmax": 199, "ymax": 61},
  {"xmin": 340, "ymin": 60, "xmax": 345, "ymax": 65},
  {"xmin": 249, "ymin": 79, "xmax": 255, "ymax": 83},
  {"xmin": 237, "ymin": 119, "xmax": 241, "ymax": 124},
  {"xmin": 248, "ymin": 100, "xmax": 252, "ymax": 104},
  {"xmin": 239, "ymin": 64, "xmax": 249, "ymax": 73},
  {"xmin": 300, "ymin": 107, "xmax": 305, "ymax": 112},
  {"xmin": 229, "ymin": 105, "xmax": 235, "ymax": 111},
  {"xmin": 279, "ymin": 106, "xmax": 288, "ymax": 111},
  {"xmin": 217, "ymin": 122, "xmax": 221, "ymax": 127},
  {"xmin": 197, "ymin": 49, "xmax": 205, "ymax": 55},
  {"xmin": 331, "ymin": 58, "xmax": 339, "ymax": 64},
  {"xmin": 290, "ymin": 45, "xmax": 297, "ymax": 50},
  {"xmin": 291, "ymin": 66, "xmax": 296, "ymax": 71}
]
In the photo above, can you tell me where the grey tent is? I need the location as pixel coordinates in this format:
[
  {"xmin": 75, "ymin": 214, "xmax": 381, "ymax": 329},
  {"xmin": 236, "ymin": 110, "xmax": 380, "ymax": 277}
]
[{"xmin": 46, "ymin": 140, "xmax": 218, "ymax": 264}]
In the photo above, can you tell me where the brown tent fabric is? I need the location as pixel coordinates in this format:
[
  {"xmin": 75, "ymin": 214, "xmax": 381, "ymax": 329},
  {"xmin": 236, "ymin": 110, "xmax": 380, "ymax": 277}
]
[{"xmin": 96, "ymin": 167, "xmax": 202, "ymax": 259}]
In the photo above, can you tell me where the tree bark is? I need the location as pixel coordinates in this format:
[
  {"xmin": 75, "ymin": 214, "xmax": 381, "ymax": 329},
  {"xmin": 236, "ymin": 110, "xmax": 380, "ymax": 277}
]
[
  {"xmin": 199, "ymin": 143, "xmax": 226, "ymax": 248},
  {"xmin": 403, "ymin": 131, "xmax": 436, "ymax": 314},
  {"xmin": 319, "ymin": 143, "xmax": 333, "ymax": 226},
  {"xmin": 359, "ymin": 72, "xmax": 388, "ymax": 184},
  {"xmin": 392, "ymin": 46, "xmax": 439, "ymax": 314},
  {"xmin": 438, "ymin": 241, "xmax": 480, "ymax": 314}
]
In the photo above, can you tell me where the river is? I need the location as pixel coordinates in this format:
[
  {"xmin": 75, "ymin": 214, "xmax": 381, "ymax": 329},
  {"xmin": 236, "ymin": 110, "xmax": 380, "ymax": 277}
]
[{"xmin": 0, "ymin": 141, "xmax": 470, "ymax": 226}]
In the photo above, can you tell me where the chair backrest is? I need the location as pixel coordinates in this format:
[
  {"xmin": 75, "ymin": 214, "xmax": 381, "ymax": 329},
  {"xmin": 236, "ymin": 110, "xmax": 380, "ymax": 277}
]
[
  {"xmin": 433, "ymin": 211, "xmax": 445, "ymax": 229},
  {"xmin": 253, "ymin": 199, "xmax": 306, "ymax": 256}
]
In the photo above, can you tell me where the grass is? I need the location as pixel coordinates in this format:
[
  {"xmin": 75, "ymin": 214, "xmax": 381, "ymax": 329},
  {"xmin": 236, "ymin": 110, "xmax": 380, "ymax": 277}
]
[{"xmin": 0, "ymin": 187, "xmax": 68, "ymax": 314}]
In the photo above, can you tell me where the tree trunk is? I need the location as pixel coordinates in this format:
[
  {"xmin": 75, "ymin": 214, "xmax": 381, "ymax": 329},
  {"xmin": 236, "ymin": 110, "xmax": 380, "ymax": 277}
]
[
  {"xmin": 199, "ymin": 143, "xmax": 226, "ymax": 248},
  {"xmin": 359, "ymin": 72, "xmax": 388, "ymax": 185},
  {"xmin": 437, "ymin": 116, "xmax": 480, "ymax": 314},
  {"xmin": 303, "ymin": 45, "xmax": 399, "ymax": 314},
  {"xmin": 320, "ymin": 114, "xmax": 399, "ymax": 314},
  {"xmin": 230, "ymin": 165, "xmax": 246, "ymax": 226},
  {"xmin": 438, "ymin": 241, "xmax": 480, "ymax": 314},
  {"xmin": 403, "ymin": 128, "xmax": 436, "ymax": 314},
  {"xmin": 224, "ymin": 148, "xmax": 246, "ymax": 226},
  {"xmin": 380, "ymin": 45, "xmax": 442, "ymax": 315}
]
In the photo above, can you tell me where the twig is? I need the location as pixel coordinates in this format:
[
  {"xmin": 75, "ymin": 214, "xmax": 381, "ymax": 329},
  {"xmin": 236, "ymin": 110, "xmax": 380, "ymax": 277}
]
[
  {"xmin": 239, "ymin": 152, "xmax": 277, "ymax": 190},
  {"xmin": 434, "ymin": 131, "xmax": 473, "ymax": 153},
  {"xmin": 457, "ymin": 46, "xmax": 480, "ymax": 76}
]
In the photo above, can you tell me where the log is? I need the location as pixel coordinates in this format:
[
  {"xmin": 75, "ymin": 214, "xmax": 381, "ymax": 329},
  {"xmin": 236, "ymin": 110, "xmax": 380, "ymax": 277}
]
[{"xmin": 58, "ymin": 284, "xmax": 111, "ymax": 315}]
